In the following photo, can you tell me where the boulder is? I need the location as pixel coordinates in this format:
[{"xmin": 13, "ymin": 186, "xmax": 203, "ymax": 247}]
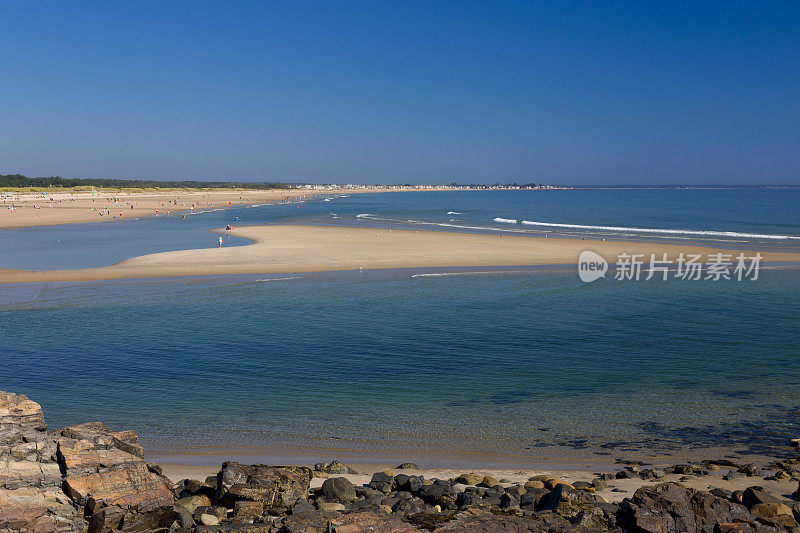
[
  {"xmin": 416, "ymin": 483, "xmax": 457, "ymax": 509},
  {"xmin": 57, "ymin": 437, "xmax": 143, "ymax": 476},
  {"xmin": 368, "ymin": 471, "xmax": 395, "ymax": 494},
  {"xmin": 0, "ymin": 426, "xmax": 58, "ymax": 464},
  {"xmin": 0, "ymin": 487, "xmax": 86, "ymax": 532},
  {"xmin": 435, "ymin": 507, "xmax": 570, "ymax": 531},
  {"xmin": 620, "ymin": 483, "xmax": 763, "ymax": 533},
  {"xmin": 321, "ymin": 476, "xmax": 357, "ymax": 502},
  {"xmin": 0, "ymin": 391, "xmax": 46, "ymax": 431},
  {"xmin": 453, "ymin": 473, "xmax": 482, "ymax": 486},
  {"xmin": 312, "ymin": 460, "xmax": 358, "ymax": 475},
  {"xmin": 396, "ymin": 463, "xmax": 419, "ymax": 470},
  {"xmin": 395, "ymin": 474, "xmax": 424, "ymax": 493},
  {"xmin": 63, "ymin": 461, "xmax": 175, "ymax": 510},
  {"xmin": 57, "ymin": 422, "xmax": 144, "ymax": 459},
  {"xmin": 542, "ymin": 483, "xmax": 602, "ymax": 520},
  {"xmin": 477, "ymin": 475, "xmax": 499, "ymax": 488},
  {"xmin": 176, "ymin": 493, "xmax": 210, "ymax": 514},
  {"xmin": 0, "ymin": 457, "xmax": 62, "ymax": 489},
  {"xmin": 215, "ymin": 462, "xmax": 312, "ymax": 513}
]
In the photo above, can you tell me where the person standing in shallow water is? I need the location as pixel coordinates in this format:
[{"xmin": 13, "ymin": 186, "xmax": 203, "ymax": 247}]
[{"xmin": 217, "ymin": 234, "xmax": 223, "ymax": 247}]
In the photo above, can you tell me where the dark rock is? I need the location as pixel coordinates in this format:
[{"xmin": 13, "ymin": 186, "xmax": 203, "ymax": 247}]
[
  {"xmin": 176, "ymin": 504, "xmax": 194, "ymax": 528},
  {"xmin": 710, "ymin": 487, "xmax": 734, "ymax": 500},
  {"xmin": 177, "ymin": 478, "xmax": 216, "ymax": 499},
  {"xmin": 619, "ymin": 482, "xmax": 759, "ymax": 533},
  {"xmin": 355, "ymin": 486, "xmax": 385, "ymax": 503},
  {"xmin": 456, "ymin": 490, "xmax": 481, "ymax": 508},
  {"xmin": 215, "ymin": 462, "xmax": 312, "ymax": 513},
  {"xmin": 391, "ymin": 496, "xmax": 432, "ymax": 516},
  {"xmin": 737, "ymin": 464, "xmax": 763, "ymax": 477},
  {"xmin": 396, "ymin": 463, "xmax": 419, "ymax": 470},
  {"xmin": 592, "ymin": 478, "xmax": 608, "ymax": 490},
  {"xmin": 321, "ymin": 476, "xmax": 357, "ymax": 502},
  {"xmin": 435, "ymin": 507, "xmax": 570, "ymax": 531},
  {"xmin": 289, "ymin": 497, "xmax": 313, "ymax": 516},
  {"xmin": 541, "ymin": 483, "xmax": 601, "ymax": 520},
  {"xmin": 368, "ymin": 472, "xmax": 395, "ymax": 494},
  {"xmin": 742, "ymin": 487, "xmax": 781, "ymax": 508},
  {"xmin": 519, "ymin": 488, "xmax": 548, "ymax": 510},
  {"xmin": 723, "ymin": 471, "xmax": 745, "ymax": 480},
  {"xmin": 327, "ymin": 508, "xmax": 421, "ymax": 532},
  {"xmin": 499, "ymin": 492, "xmax": 520, "ymax": 510},
  {"xmin": 395, "ymin": 474, "xmax": 424, "ymax": 493},
  {"xmin": 417, "ymin": 483, "xmax": 457, "ymax": 509}
]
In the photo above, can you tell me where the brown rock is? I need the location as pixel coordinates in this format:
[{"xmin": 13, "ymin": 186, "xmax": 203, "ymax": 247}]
[
  {"xmin": 0, "ymin": 458, "xmax": 62, "ymax": 489},
  {"xmin": 330, "ymin": 509, "xmax": 421, "ymax": 533},
  {"xmin": 434, "ymin": 507, "xmax": 569, "ymax": 532},
  {"xmin": 216, "ymin": 462, "xmax": 312, "ymax": 513},
  {"xmin": 453, "ymin": 473, "xmax": 482, "ymax": 486},
  {"xmin": 58, "ymin": 422, "xmax": 144, "ymax": 459},
  {"xmin": 0, "ymin": 391, "xmax": 46, "ymax": 431},
  {"xmin": 57, "ymin": 436, "xmax": 142, "ymax": 476},
  {"xmin": 176, "ymin": 493, "xmax": 211, "ymax": 514},
  {"xmin": 233, "ymin": 500, "xmax": 264, "ymax": 519},
  {"xmin": 312, "ymin": 460, "xmax": 358, "ymax": 475},
  {"xmin": 63, "ymin": 461, "xmax": 175, "ymax": 511},
  {"xmin": 750, "ymin": 502, "xmax": 794, "ymax": 519},
  {"xmin": 0, "ymin": 487, "xmax": 86, "ymax": 532},
  {"xmin": 543, "ymin": 483, "xmax": 602, "ymax": 521}
]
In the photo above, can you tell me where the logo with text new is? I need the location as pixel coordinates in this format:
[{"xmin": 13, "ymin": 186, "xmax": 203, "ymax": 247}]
[{"xmin": 578, "ymin": 251, "xmax": 608, "ymax": 282}]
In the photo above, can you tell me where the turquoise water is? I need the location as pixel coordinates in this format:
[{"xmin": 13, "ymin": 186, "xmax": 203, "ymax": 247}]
[
  {"xmin": 1, "ymin": 189, "xmax": 799, "ymax": 465},
  {"xmin": 1, "ymin": 188, "xmax": 799, "ymax": 270},
  {"xmin": 1, "ymin": 267, "xmax": 799, "ymax": 463}
]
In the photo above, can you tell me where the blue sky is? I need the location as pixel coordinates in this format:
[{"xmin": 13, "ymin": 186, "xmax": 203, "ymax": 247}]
[{"xmin": 1, "ymin": 1, "xmax": 798, "ymax": 184}]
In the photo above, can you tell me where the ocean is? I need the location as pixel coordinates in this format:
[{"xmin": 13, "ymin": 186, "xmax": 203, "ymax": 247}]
[{"xmin": 1, "ymin": 189, "xmax": 799, "ymax": 467}]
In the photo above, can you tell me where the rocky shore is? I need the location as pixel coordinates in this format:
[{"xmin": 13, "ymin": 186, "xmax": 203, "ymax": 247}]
[{"xmin": 2, "ymin": 390, "xmax": 800, "ymax": 532}]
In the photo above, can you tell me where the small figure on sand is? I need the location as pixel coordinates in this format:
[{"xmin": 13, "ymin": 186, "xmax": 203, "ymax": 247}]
[{"xmin": 217, "ymin": 234, "xmax": 223, "ymax": 247}]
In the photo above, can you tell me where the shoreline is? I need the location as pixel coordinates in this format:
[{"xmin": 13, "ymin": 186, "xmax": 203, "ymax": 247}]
[
  {"xmin": 1, "ymin": 224, "xmax": 799, "ymax": 285},
  {"xmin": 3, "ymin": 389, "xmax": 799, "ymax": 531},
  {"xmin": 0, "ymin": 187, "xmax": 407, "ymax": 229}
]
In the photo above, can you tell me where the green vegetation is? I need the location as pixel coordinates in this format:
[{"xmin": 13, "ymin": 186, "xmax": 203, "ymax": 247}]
[{"xmin": 0, "ymin": 174, "xmax": 290, "ymax": 190}]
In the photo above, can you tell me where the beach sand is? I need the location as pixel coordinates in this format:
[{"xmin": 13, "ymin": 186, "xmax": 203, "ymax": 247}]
[
  {"xmin": 1, "ymin": 224, "xmax": 798, "ymax": 284},
  {"xmin": 0, "ymin": 188, "xmax": 396, "ymax": 229}
]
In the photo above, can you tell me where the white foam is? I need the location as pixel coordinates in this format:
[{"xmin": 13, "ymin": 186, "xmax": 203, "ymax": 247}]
[
  {"xmin": 492, "ymin": 218, "xmax": 800, "ymax": 240},
  {"xmin": 446, "ymin": 211, "xmax": 464, "ymax": 215},
  {"xmin": 411, "ymin": 270, "xmax": 531, "ymax": 278},
  {"xmin": 356, "ymin": 213, "xmax": 376, "ymax": 218},
  {"xmin": 255, "ymin": 276, "xmax": 305, "ymax": 282}
]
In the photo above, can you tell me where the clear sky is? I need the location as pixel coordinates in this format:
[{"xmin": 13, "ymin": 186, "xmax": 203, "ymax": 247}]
[{"xmin": 1, "ymin": 2, "xmax": 798, "ymax": 185}]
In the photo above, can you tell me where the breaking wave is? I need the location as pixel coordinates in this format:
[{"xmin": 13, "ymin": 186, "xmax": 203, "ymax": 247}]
[{"xmin": 492, "ymin": 218, "xmax": 800, "ymax": 240}]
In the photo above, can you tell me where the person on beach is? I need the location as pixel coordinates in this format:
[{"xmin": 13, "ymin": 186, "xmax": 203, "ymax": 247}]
[{"xmin": 218, "ymin": 234, "xmax": 223, "ymax": 247}]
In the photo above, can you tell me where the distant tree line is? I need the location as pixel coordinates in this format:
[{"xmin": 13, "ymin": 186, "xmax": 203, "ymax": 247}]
[{"xmin": 0, "ymin": 174, "xmax": 290, "ymax": 189}]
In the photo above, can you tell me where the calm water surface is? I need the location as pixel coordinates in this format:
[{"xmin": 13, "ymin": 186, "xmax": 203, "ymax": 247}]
[{"xmin": 1, "ymin": 189, "xmax": 799, "ymax": 465}]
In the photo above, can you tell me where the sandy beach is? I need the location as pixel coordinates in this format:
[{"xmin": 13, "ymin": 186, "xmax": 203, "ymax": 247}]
[
  {"xmin": 0, "ymin": 188, "xmax": 402, "ymax": 229},
  {"xmin": 1, "ymin": 223, "xmax": 798, "ymax": 284}
]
